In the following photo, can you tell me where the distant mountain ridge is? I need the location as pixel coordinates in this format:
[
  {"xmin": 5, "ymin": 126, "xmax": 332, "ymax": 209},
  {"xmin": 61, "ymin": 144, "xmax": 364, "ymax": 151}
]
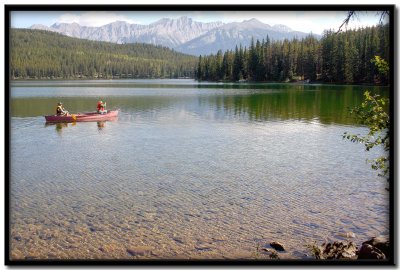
[{"xmin": 29, "ymin": 16, "xmax": 319, "ymax": 55}]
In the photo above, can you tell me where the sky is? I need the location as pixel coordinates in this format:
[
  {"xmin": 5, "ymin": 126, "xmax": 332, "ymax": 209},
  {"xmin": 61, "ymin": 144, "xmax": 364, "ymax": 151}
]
[{"xmin": 10, "ymin": 10, "xmax": 388, "ymax": 35}]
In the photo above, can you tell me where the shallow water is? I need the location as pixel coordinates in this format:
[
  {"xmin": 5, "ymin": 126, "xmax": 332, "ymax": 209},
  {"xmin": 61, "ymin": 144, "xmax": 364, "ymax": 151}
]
[{"xmin": 9, "ymin": 79, "xmax": 389, "ymax": 260}]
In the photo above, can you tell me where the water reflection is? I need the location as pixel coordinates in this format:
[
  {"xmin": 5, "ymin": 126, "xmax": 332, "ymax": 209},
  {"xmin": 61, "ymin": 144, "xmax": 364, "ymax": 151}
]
[
  {"xmin": 12, "ymin": 84, "xmax": 388, "ymax": 126},
  {"xmin": 45, "ymin": 122, "xmax": 68, "ymax": 135},
  {"xmin": 97, "ymin": 121, "xmax": 106, "ymax": 131},
  {"xmin": 55, "ymin": 123, "xmax": 68, "ymax": 135},
  {"xmin": 45, "ymin": 121, "xmax": 108, "ymax": 134},
  {"xmin": 45, "ymin": 122, "xmax": 73, "ymax": 136}
]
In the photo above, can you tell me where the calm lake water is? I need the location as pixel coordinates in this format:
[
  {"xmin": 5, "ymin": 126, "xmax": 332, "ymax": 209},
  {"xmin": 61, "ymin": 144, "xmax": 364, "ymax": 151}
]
[{"xmin": 9, "ymin": 79, "xmax": 389, "ymax": 260}]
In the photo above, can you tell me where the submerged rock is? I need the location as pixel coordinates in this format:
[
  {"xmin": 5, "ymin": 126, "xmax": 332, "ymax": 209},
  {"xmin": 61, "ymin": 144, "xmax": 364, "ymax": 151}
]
[
  {"xmin": 13, "ymin": 236, "xmax": 22, "ymax": 241},
  {"xmin": 126, "ymin": 246, "xmax": 153, "ymax": 257},
  {"xmin": 270, "ymin": 241, "xmax": 285, "ymax": 251},
  {"xmin": 195, "ymin": 244, "xmax": 213, "ymax": 251},
  {"xmin": 261, "ymin": 248, "xmax": 275, "ymax": 253},
  {"xmin": 337, "ymin": 231, "xmax": 356, "ymax": 239},
  {"xmin": 99, "ymin": 243, "xmax": 118, "ymax": 253},
  {"xmin": 172, "ymin": 237, "xmax": 185, "ymax": 244}
]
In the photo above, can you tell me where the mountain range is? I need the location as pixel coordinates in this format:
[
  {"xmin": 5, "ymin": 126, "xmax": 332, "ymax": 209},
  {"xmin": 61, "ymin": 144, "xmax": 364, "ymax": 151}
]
[{"xmin": 30, "ymin": 16, "xmax": 319, "ymax": 56}]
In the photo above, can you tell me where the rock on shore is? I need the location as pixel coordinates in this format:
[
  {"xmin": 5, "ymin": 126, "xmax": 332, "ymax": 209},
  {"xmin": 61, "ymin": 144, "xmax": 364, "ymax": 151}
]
[{"xmin": 358, "ymin": 236, "xmax": 389, "ymax": 259}]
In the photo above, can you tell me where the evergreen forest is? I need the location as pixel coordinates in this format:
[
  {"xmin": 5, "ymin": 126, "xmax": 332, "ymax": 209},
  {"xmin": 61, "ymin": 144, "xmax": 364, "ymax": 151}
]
[
  {"xmin": 10, "ymin": 25, "xmax": 390, "ymax": 85},
  {"xmin": 196, "ymin": 25, "xmax": 390, "ymax": 85},
  {"xmin": 10, "ymin": 29, "xmax": 198, "ymax": 79}
]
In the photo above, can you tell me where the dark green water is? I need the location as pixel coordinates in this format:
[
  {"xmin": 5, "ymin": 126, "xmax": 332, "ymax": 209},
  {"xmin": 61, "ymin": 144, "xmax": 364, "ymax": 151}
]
[
  {"xmin": 9, "ymin": 79, "xmax": 389, "ymax": 260},
  {"xmin": 11, "ymin": 80, "xmax": 387, "ymax": 125}
]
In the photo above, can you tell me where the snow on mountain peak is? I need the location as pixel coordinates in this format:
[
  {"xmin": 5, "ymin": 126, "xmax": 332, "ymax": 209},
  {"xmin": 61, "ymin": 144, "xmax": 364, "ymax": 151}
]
[
  {"xmin": 29, "ymin": 17, "xmax": 316, "ymax": 56},
  {"xmin": 272, "ymin": 24, "xmax": 293, "ymax": 32}
]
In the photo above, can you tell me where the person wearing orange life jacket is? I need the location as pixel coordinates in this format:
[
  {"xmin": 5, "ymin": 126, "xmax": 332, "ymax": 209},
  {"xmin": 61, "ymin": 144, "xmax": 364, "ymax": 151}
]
[
  {"xmin": 97, "ymin": 100, "xmax": 107, "ymax": 114},
  {"xmin": 56, "ymin": 102, "xmax": 69, "ymax": 116}
]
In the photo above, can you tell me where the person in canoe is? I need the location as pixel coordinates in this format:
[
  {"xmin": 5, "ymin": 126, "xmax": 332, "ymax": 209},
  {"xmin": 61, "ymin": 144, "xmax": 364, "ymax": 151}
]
[
  {"xmin": 97, "ymin": 100, "xmax": 107, "ymax": 114},
  {"xmin": 56, "ymin": 102, "xmax": 69, "ymax": 116}
]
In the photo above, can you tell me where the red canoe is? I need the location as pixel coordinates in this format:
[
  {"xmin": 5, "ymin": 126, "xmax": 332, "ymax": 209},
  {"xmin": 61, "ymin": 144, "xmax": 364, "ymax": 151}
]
[{"xmin": 45, "ymin": 110, "xmax": 119, "ymax": 123}]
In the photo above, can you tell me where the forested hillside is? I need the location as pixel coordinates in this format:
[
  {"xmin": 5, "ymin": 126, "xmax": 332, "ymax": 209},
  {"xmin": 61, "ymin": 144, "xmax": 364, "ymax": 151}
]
[
  {"xmin": 196, "ymin": 25, "xmax": 390, "ymax": 85},
  {"xmin": 10, "ymin": 29, "xmax": 198, "ymax": 79}
]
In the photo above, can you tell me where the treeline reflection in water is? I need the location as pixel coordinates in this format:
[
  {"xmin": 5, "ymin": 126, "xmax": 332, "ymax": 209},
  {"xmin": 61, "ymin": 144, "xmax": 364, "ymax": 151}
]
[{"xmin": 11, "ymin": 83, "xmax": 388, "ymax": 126}]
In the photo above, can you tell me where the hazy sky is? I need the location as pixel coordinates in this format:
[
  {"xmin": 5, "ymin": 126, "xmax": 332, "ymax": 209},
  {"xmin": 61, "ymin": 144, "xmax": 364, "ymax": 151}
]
[{"xmin": 11, "ymin": 10, "xmax": 388, "ymax": 35}]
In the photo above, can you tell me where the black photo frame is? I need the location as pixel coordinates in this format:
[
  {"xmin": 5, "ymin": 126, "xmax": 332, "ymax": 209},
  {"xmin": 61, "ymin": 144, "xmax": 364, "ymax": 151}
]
[{"xmin": 5, "ymin": 4, "xmax": 396, "ymax": 266}]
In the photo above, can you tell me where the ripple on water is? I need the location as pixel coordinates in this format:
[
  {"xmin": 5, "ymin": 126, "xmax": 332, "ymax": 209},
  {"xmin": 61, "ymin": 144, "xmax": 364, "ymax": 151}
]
[{"xmin": 9, "ymin": 101, "xmax": 389, "ymax": 260}]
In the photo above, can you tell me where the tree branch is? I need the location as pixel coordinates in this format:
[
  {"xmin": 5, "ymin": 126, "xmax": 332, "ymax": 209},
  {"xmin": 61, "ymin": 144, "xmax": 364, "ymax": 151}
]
[{"xmin": 337, "ymin": 11, "xmax": 355, "ymax": 33}]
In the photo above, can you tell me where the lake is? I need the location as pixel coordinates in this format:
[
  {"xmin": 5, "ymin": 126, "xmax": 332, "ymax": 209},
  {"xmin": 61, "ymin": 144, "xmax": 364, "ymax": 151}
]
[{"xmin": 9, "ymin": 79, "xmax": 389, "ymax": 260}]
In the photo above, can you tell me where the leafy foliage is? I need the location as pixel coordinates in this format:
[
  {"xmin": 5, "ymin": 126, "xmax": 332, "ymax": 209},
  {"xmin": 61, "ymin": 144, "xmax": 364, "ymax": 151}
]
[
  {"xmin": 10, "ymin": 29, "xmax": 197, "ymax": 79},
  {"xmin": 343, "ymin": 54, "xmax": 389, "ymax": 179},
  {"xmin": 371, "ymin": 56, "xmax": 389, "ymax": 84},
  {"xmin": 343, "ymin": 90, "xmax": 389, "ymax": 178}
]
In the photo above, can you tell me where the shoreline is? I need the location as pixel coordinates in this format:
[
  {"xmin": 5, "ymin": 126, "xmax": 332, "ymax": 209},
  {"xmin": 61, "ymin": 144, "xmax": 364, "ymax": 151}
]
[{"xmin": 9, "ymin": 78, "xmax": 389, "ymax": 88}]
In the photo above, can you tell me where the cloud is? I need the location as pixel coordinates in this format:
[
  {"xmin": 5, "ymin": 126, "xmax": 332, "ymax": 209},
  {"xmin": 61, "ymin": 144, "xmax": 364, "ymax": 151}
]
[
  {"xmin": 56, "ymin": 12, "xmax": 138, "ymax": 27},
  {"xmin": 214, "ymin": 11, "xmax": 384, "ymax": 34}
]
